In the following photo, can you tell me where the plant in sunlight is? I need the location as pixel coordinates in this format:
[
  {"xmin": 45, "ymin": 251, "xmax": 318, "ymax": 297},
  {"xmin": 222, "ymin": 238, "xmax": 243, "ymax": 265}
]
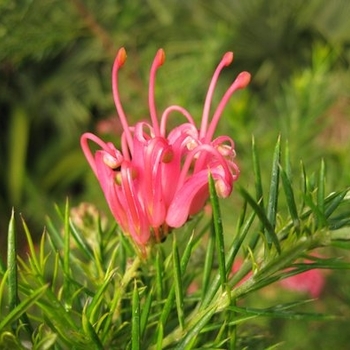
[
  {"xmin": 1, "ymin": 2, "xmax": 350, "ymax": 348},
  {"xmin": 1, "ymin": 136, "xmax": 350, "ymax": 349}
]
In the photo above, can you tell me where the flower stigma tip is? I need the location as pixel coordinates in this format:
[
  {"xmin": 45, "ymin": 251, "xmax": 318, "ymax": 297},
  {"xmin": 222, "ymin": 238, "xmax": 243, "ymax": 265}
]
[
  {"xmin": 236, "ymin": 71, "xmax": 251, "ymax": 89},
  {"xmin": 116, "ymin": 47, "xmax": 127, "ymax": 67},
  {"xmin": 156, "ymin": 49, "xmax": 166, "ymax": 66},
  {"xmin": 223, "ymin": 52, "xmax": 234, "ymax": 66}
]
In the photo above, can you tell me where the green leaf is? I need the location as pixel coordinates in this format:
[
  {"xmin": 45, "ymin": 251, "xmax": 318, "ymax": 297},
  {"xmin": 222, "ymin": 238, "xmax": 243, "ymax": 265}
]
[
  {"xmin": 280, "ymin": 167, "xmax": 300, "ymax": 229},
  {"xmin": 140, "ymin": 287, "xmax": 153, "ymax": 339},
  {"xmin": 100, "ymin": 257, "xmax": 140, "ymax": 343},
  {"xmin": 317, "ymin": 159, "xmax": 326, "ymax": 215},
  {"xmin": 249, "ymin": 137, "xmax": 264, "ymax": 250},
  {"xmin": 5, "ymin": 210, "xmax": 35, "ymax": 338},
  {"xmin": 252, "ymin": 136, "xmax": 264, "ymax": 205},
  {"xmin": 324, "ymin": 189, "xmax": 349, "ymax": 218},
  {"xmin": 228, "ymin": 301, "xmax": 337, "ymax": 321},
  {"xmin": 156, "ymin": 322, "xmax": 163, "ymax": 350},
  {"xmin": 0, "ymin": 253, "xmax": 5, "ymax": 277},
  {"xmin": 131, "ymin": 280, "xmax": 141, "ymax": 350},
  {"xmin": 201, "ymin": 205, "xmax": 255, "ymax": 309},
  {"xmin": 21, "ymin": 214, "xmax": 45, "ymax": 277},
  {"xmin": 228, "ymin": 209, "xmax": 256, "ymax": 288},
  {"xmin": 303, "ymin": 192, "xmax": 327, "ymax": 228},
  {"xmin": 172, "ymin": 235, "xmax": 185, "ymax": 330},
  {"xmin": 0, "ymin": 270, "xmax": 9, "ymax": 314},
  {"xmin": 46, "ymin": 214, "xmax": 64, "ymax": 252},
  {"xmin": 245, "ymin": 240, "xmax": 312, "ymax": 294},
  {"xmin": 299, "ymin": 160, "xmax": 307, "ymax": 212},
  {"xmin": 209, "ymin": 174, "xmax": 227, "ymax": 290},
  {"xmin": 69, "ymin": 218, "xmax": 94, "ymax": 261},
  {"xmin": 266, "ymin": 136, "xmax": 281, "ymax": 243},
  {"xmin": 201, "ymin": 221, "xmax": 215, "ymax": 298},
  {"xmin": 7, "ymin": 208, "xmax": 18, "ymax": 321},
  {"xmin": 283, "ymin": 139, "xmax": 292, "ymax": 180},
  {"xmin": 118, "ymin": 229, "xmax": 134, "ymax": 274},
  {"xmin": 155, "ymin": 248, "xmax": 165, "ymax": 302},
  {"xmin": 157, "ymin": 229, "xmax": 197, "ymax": 330},
  {"xmin": 82, "ymin": 309, "xmax": 104, "ymax": 350},
  {"xmin": 238, "ymin": 186, "xmax": 281, "ymax": 253},
  {"xmin": 0, "ymin": 332, "xmax": 26, "ymax": 350},
  {"xmin": 174, "ymin": 307, "xmax": 216, "ymax": 350},
  {"xmin": 63, "ymin": 198, "xmax": 71, "ymax": 279},
  {"xmin": 32, "ymin": 331, "xmax": 57, "ymax": 350},
  {"xmin": 0, "ymin": 285, "xmax": 48, "ymax": 330},
  {"xmin": 85, "ymin": 269, "xmax": 117, "ymax": 323}
]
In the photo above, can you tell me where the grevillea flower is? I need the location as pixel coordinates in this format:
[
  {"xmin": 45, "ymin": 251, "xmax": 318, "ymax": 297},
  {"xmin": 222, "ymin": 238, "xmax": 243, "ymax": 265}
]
[{"xmin": 81, "ymin": 48, "xmax": 251, "ymax": 251}]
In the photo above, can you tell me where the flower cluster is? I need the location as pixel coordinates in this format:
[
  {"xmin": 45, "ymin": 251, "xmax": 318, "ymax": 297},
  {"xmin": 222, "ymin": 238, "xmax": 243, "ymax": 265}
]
[{"xmin": 81, "ymin": 48, "xmax": 250, "ymax": 250}]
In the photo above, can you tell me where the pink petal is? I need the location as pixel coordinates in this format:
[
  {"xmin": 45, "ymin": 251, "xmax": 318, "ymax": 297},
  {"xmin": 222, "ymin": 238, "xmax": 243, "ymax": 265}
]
[
  {"xmin": 166, "ymin": 166, "xmax": 231, "ymax": 228},
  {"xmin": 166, "ymin": 171, "xmax": 209, "ymax": 227}
]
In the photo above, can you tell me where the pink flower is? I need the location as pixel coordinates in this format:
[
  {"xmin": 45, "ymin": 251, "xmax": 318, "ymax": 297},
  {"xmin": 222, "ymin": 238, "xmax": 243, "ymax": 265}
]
[
  {"xmin": 279, "ymin": 264, "xmax": 326, "ymax": 298},
  {"xmin": 81, "ymin": 48, "xmax": 250, "ymax": 250}
]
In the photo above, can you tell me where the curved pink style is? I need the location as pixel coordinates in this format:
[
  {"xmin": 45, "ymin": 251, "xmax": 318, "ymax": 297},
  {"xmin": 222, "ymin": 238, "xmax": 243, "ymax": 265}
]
[{"xmin": 81, "ymin": 48, "xmax": 251, "ymax": 251}]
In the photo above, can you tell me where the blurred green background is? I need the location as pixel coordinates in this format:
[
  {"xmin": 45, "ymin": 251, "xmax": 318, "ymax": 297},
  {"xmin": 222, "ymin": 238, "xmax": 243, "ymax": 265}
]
[{"xmin": 1, "ymin": 0, "xmax": 350, "ymax": 348}]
